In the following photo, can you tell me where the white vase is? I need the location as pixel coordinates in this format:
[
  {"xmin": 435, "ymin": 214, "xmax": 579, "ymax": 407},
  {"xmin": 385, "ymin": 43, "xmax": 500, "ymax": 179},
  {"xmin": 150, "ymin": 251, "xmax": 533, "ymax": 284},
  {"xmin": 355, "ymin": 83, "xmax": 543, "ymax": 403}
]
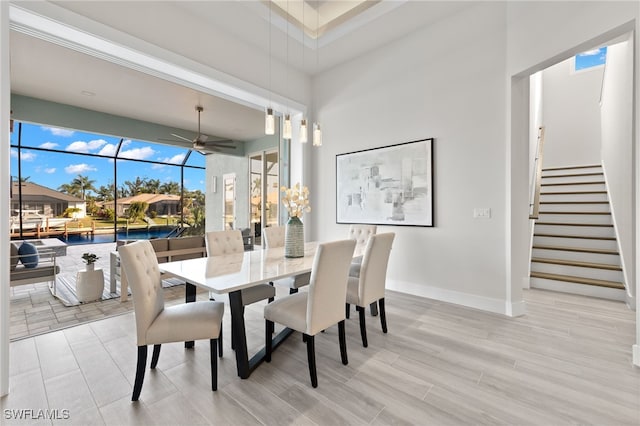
[{"xmin": 86, "ymin": 263, "xmax": 95, "ymax": 271}]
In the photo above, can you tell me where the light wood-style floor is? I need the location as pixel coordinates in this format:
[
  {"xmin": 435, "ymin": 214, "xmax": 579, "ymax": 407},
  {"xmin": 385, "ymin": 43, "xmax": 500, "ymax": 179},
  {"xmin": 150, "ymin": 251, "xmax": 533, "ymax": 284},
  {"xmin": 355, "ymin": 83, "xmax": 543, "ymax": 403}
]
[{"xmin": 2, "ymin": 288, "xmax": 639, "ymax": 425}]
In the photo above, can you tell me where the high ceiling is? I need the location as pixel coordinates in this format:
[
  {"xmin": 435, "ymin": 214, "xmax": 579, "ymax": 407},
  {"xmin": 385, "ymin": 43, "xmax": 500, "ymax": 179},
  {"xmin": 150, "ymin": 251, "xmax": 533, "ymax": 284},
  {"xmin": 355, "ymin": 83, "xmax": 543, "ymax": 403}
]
[{"xmin": 10, "ymin": 1, "xmax": 472, "ymax": 144}]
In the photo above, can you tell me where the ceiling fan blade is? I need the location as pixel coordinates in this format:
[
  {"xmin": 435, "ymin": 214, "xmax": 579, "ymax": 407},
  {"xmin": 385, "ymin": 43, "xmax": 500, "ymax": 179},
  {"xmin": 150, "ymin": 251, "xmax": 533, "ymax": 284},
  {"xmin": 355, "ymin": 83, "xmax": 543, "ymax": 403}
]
[{"xmin": 170, "ymin": 133, "xmax": 193, "ymax": 143}]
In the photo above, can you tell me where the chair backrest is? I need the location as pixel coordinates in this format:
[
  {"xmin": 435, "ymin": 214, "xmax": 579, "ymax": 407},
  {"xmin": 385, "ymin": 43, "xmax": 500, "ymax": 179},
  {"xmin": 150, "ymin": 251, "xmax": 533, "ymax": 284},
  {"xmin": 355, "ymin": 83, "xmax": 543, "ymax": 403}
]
[
  {"xmin": 263, "ymin": 226, "xmax": 285, "ymax": 248},
  {"xmin": 118, "ymin": 240, "xmax": 165, "ymax": 346},
  {"xmin": 348, "ymin": 224, "xmax": 377, "ymax": 253},
  {"xmin": 306, "ymin": 239, "xmax": 356, "ymax": 335},
  {"xmin": 205, "ymin": 229, "xmax": 244, "ymax": 256},
  {"xmin": 358, "ymin": 233, "xmax": 395, "ymax": 305}
]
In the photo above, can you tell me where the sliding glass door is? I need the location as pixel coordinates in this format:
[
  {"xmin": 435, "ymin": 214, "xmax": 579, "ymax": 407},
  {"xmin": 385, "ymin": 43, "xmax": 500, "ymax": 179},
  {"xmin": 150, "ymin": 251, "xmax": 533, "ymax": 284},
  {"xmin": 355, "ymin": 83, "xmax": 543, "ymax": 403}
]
[{"xmin": 249, "ymin": 150, "xmax": 279, "ymax": 245}]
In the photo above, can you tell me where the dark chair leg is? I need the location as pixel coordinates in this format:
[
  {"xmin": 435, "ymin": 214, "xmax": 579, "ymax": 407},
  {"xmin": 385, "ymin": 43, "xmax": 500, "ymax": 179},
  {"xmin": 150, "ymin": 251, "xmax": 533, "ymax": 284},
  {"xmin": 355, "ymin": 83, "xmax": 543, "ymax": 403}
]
[
  {"xmin": 370, "ymin": 301, "xmax": 378, "ymax": 317},
  {"xmin": 357, "ymin": 306, "xmax": 368, "ymax": 348},
  {"xmin": 338, "ymin": 320, "xmax": 348, "ymax": 365},
  {"xmin": 305, "ymin": 334, "xmax": 318, "ymax": 388},
  {"xmin": 210, "ymin": 339, "xmax": 218, "ymax": 391},
  {"xmin": 132, "ymin": 346, "xmax": 148, "ymax": 401},
  {"xmin": 218, "ymin": 325, "xmax": 223, "ymax": 358},
  {"xmin": 289, "ymin": 288, "xmax": 299, "ymax": 294},
  {"xmin": 268, "ymin": 282, "xmax": 275, "ymax": 303},
  {"xmin": 345, "ymin": 303, "xmax": 350, "ymax": 319},
  {"xmin": 265, "ymin": 320, "xmax": 274, "ymax": 362},
  {"xmin": 150, "ymin": 344, "xmax": 161, "ymax": 369},
  {"xmin": 379, "ymin": 298, "xmax": 387, "ymax": 333}
]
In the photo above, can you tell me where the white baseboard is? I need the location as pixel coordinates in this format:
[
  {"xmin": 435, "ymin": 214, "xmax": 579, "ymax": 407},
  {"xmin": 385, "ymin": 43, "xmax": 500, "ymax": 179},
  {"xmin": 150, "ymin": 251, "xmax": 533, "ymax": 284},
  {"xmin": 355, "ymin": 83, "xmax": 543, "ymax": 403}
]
[
  {"xmin": 387, "ymin": 279, "xmax": 522, "ymax": 316},
  {"xmin": 633, "ymin": 345, "xmax": 640, "ymax": 367}
]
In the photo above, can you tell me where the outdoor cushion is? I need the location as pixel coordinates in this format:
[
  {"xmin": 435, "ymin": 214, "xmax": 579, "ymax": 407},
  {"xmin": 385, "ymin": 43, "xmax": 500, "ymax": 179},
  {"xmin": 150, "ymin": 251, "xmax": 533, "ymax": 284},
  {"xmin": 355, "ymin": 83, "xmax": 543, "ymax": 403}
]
[
  {"xmin": 149, "ymin": 238, "xmax": 170, "ymax": 263},
  {"xmin": 169, "ymin": 236, "xmax": 206, "ymax": 261},
  {"xmin": 18, "ymin": 242, "xmax": 39, "ymax": 269},
  {"xmin": 10, "ymin": 243, "xmax": 19, "ymax": 271}
]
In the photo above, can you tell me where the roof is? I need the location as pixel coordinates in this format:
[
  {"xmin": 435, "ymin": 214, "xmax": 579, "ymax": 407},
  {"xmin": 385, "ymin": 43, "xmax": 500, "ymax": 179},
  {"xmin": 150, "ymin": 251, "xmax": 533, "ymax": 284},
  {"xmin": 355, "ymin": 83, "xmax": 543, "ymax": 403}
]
[
  {"xmin": 116, "ymin": 193, "xmax": 181, "ymax": 205},
  {"xmin": 11, "ymin": 181, "xmax": 84, "ymax": 203}
]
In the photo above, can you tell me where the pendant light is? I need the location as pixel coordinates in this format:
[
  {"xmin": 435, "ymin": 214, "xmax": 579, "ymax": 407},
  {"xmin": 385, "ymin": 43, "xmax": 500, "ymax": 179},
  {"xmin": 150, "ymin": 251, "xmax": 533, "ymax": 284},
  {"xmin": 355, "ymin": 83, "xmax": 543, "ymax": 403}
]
[
  {"xmin": 312, "ymin": 1, "xmax": 322, "ymax": 147},
  {"xmin": 265, "ymin": 1, "xmax": 275, "ymax": 135},
  {"xmin": 282, "ymin": 0, "xmax": 292, "ymax": 140},
  {"xmin": 299, "ymin": 2, "xmax": 308, "ymax": 143},
  {"xmin": 283, "ymin": 114, "xmax": 292, "ymax": 139}
]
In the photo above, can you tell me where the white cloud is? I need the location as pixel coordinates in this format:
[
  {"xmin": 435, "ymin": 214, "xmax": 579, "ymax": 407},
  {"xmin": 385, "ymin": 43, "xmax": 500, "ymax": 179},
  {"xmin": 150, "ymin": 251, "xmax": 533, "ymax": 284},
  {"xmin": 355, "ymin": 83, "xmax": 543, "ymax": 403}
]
[
  {"xmin": 578, "ymin": 49, "xmax": 602, "ymax": 57},
  {"xmin": 65, "ymin": 139, "xmax": 108, "ymax": 153},
  {"xmin": 98, "ymin": 144, "xmax": 118, "ymax": 156},
  {"xmin": 41, "ymin": 126, "xmax": 75, "ymax": 137},
  {"xmin": 119, "ymin": 146, "xmax": 155, "ymax": 160},
  {"xmin": 151, "ymin": 163, "xmax": 166, "ymax": 170},
  {"xmin": 44, "ymin": 168, "xmax": 56, "ymax": 174},
  {"xmin": 39, "ymin": 142, "xmax": 58, "ymax": 149},
  {"xmin": 10, "ymin": 148, "xmax": 36, "ymax": 161},
  {"xmin": 152, "ymin": 153, "xmax": 185, "ymax": 169},
  {"xmin": 65, "ymin": 163, "xmax": 97, "ymax": 174}
]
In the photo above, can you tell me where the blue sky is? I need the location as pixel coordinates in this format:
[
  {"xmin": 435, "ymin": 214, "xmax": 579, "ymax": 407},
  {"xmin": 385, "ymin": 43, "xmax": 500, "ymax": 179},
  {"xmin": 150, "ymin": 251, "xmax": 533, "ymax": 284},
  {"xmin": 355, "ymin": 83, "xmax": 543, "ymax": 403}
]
[
  {"xmin": 11, "ymin": 123, "xmax": 206, "ymax": 195},
  {"xmin": 575, "ymin": 47, "xmax": 607, "ymax": 71}
]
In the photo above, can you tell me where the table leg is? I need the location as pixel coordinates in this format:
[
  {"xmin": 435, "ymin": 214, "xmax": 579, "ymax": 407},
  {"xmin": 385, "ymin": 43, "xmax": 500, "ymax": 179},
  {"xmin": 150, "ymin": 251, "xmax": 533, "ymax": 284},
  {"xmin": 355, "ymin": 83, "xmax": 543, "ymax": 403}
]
[
  {"xmin": 228, "ymin": 290, "xmax": 250, "ymax": 378},
  {"xmin": 185, "ymin": 282, "xmax": 196, "ymax": 349}
]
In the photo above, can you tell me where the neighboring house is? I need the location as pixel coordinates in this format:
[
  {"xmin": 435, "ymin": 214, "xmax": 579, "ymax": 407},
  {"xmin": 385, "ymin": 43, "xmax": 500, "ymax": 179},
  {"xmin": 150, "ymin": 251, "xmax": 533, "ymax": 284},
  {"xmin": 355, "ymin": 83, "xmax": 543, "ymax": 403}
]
[
  {"xmin": 10, "ymin": 181, "xmax": 86, "ymax": 219},
  {"xmin": 103, "ymin": 193, "xmax": 181, "ymax": 217}
]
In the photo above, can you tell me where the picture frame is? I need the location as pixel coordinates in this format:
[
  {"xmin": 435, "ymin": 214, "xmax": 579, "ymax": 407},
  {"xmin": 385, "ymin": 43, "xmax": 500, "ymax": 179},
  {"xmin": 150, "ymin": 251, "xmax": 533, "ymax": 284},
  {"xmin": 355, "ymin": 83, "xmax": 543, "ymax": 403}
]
[{"xmin": 336, "ymin": 138, "xmax": 434, "ymax": 227}]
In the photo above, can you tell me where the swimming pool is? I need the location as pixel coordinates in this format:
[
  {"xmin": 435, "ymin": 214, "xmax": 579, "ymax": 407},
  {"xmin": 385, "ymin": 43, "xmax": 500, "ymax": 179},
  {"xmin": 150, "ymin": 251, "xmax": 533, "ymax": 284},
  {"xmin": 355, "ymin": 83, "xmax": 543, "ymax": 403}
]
[{"xmin": 61, "ymin": 227, "xmax": 176, "ymax": 245}]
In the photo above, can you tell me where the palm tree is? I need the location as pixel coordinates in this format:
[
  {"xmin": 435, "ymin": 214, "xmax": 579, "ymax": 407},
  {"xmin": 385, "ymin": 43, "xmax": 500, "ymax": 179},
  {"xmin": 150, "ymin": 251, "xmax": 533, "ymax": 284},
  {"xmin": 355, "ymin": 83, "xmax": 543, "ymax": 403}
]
[
  {"xmin": 124, "ymin": 177, "xmax": 146, "ymax": 196},
  {"xmin": 145, "ymin": 179, "xmax": 161, "ymax": 194},
  {"xmin": 57, "ymin": 182, "xmax": 81, "ymax": 198},
  {"xmin": 159, "ymin": 181, "xmax": 180, "ymax": 195},
  {"xmin": 71, "ymin": 175, "xmax": 97, "ymax": 200},
  {"xmin": 96, "ymin": 184, "xmax": 115, "ymax": 201}
]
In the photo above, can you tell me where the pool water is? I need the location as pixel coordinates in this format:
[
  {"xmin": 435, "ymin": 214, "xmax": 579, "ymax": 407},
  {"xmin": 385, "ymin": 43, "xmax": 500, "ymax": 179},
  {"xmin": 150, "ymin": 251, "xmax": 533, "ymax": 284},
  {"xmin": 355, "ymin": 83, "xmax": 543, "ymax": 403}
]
[{"xmin": 61, "ymin": 227, "xmax": 176, "ymax": 245}]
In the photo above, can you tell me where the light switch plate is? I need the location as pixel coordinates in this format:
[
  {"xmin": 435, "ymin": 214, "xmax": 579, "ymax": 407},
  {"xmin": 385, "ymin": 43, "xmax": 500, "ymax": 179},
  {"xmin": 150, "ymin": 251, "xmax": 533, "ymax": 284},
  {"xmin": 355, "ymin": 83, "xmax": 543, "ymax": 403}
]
[{"xmin": 473, "ymin": 208, "xmax": 491, "ymax": 219}]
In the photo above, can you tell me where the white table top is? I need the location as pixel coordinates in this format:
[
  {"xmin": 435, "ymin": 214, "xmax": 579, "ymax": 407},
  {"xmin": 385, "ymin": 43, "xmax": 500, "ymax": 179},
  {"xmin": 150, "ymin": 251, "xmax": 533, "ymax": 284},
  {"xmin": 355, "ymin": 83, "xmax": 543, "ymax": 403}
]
[{"xmin": 158, "ymin": 242, "xmax": 319, "ymax": 294}]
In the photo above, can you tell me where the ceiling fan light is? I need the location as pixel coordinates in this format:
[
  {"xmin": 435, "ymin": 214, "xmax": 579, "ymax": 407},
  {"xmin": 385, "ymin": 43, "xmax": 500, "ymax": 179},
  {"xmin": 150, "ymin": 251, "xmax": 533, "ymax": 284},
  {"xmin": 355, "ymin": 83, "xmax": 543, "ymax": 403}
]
[
  {"xmin": 300, "ymin": 118, "xmax": 308, "ymax": 143},
  {"xmin": 283, "ymin": 114, "xmax": 292, "ymax": 140},
  {"xmin": 265, "ymin": 107, "xmax": 275, "ymax": 135},
  {"xmin": 313, "ymin": 122, "xmax": 322, "ymax": 147}
]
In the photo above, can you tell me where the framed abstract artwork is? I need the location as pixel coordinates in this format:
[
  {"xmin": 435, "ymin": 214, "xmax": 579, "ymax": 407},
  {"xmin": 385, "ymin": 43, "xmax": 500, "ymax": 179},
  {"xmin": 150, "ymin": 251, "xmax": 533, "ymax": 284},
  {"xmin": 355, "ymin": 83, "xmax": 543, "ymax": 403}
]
[{"xmin": 336, "ymin": 138, "xmax": 434, "ymax": 227}]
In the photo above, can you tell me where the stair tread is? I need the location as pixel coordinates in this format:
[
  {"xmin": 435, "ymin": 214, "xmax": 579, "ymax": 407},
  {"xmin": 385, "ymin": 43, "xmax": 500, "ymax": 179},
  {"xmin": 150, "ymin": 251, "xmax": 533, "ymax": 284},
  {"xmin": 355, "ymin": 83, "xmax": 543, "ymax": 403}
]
[
  {"xmin": 541, "ymin": 191, "xmax": 607, "ymax": 195},
  {"xmin": 533, "ymin": 233, "xmax": 616, "ymax": 241},
  {"xmin": 531, "ymin": 257, "xmax": 622, "ymax": 270},
  {"xmin": 539, "ymin": 211, "xmax": 610, "ymax": 215},
  {"xmin": 541, "ymin": 172, "xmax": 604, "ymax": 178},
  {"xmin": 540, "ymin": 201, "xmax": 608, "ymax": 205},
  {"xmin": 535, "ymin": 222, "xmax": 613, "ymax": 227},
  {"xmin": 542, "ymin": 181, "xmax": 605, "ymax": 186},
  {"xmin": 533, "ymin": 244, "xmax": 618, "ymax": 255},
  {"xmin": 530, "ymin": 271, "xmax": 624, "ymax": 289},
  {"xmin": 542, "ymin": 165, "xmax": 601, "ymax": 171}
]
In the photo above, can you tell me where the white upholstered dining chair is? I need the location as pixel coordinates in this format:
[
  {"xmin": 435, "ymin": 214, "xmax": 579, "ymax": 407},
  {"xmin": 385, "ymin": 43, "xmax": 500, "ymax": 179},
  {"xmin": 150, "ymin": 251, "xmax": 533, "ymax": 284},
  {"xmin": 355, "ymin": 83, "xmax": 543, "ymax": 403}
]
[
  {"xmin": 347, "ymin": 224, "xmax": 377, "ymax": 277},
  {"xmin": 345, "ymin": 233, "xmax": 395, "ymax": 347},
  {"xmin": 263, "ymin": 225, "xmax": 311, "ymax": 293},
  {"xmin": 264, "ymin": 239, "xmax": 356, "ymax": 388},
  {"xmin": 118, "ymin": 240, "xmax": 224, "ymax": 401}
]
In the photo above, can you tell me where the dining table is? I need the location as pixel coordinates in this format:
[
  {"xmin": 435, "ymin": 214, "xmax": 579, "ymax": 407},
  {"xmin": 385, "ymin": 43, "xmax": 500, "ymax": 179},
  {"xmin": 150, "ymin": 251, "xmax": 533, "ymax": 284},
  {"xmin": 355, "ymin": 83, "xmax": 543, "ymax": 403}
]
[{"xmin": 158, "ymin": 241, "xmax": 319, "ymax": 379}]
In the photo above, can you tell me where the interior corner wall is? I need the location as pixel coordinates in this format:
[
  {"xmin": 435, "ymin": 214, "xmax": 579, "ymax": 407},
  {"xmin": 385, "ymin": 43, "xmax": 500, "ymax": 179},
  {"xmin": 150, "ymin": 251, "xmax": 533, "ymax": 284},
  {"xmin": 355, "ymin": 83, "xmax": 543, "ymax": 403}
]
[
  {"xmin": 601, "ymin": 37, "xmax": 634, "ymax": 298},
  {"xmin": 206, "ymin": 153, "xmax": 248, "ymax": 232},
  {"xmin": 312, "ymin": 2, "xmax": 510, "ymax": 313},
  {"xmin": 541, "ymin": 58, "xmax": 604, "ymax": 168}
]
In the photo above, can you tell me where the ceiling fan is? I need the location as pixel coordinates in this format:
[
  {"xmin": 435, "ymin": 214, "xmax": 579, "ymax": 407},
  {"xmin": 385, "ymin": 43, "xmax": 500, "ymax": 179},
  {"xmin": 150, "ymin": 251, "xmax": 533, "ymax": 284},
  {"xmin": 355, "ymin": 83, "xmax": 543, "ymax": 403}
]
[{"xmin": 159, "ymin": 106, "xmax": 236, "ymax": 153}]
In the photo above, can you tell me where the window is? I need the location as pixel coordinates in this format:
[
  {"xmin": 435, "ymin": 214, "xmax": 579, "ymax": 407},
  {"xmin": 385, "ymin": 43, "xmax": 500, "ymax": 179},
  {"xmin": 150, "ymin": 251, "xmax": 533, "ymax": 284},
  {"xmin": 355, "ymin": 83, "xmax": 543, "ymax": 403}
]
[{"xmin": 574, "ymin": 47, "xmax": 607, "ymax": 71}]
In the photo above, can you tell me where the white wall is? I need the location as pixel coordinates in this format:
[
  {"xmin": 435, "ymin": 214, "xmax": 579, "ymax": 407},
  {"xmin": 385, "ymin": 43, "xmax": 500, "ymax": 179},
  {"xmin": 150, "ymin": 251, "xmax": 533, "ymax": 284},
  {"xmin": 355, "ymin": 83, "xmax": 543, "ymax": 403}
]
[
  {"xmin": 601, "ymin": 37, "xmax": 634, "ymax": 299},
  {"xmin": 312, "ymin": 2, "xmax": 511, "ymax": 313},
  {"xmin": 542, "ymin": 58, "xmax": 603, "ymax": 168}
]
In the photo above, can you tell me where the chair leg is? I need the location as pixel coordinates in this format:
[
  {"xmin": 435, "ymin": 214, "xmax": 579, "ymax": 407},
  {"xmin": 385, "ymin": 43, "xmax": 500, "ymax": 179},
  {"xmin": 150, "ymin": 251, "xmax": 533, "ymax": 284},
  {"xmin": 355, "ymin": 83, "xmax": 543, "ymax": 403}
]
[
  {"xmin": 150, "ymin": 344, "xmax": 161, "ymax": 369},
  {"xmin": 218, "ymin": 325, "xmax": 223, "ymax": 358},
  {"xmin": 357, "ymin": 306, "xmax": 368, "ymax": 348},
  {"xmin": 338, "ymin": 320, "xmax": 348, "ymax": 365},
  {"xmin": 210, "ymin": 339, "xmax": 218, "ymax": 391},
  {"xmin": 379, "ymin": 298, "xmax": 387, "ymax": 333},
  {"xmin": 289, "ymin": 288, "xmax": 299, "ymax": 294},
  {"xmin": 305, "ymin": 334, "xmax": 318, "ymax": 388},
  {"xmin": 132, "ymin": 346, "xmax": 148, "ymax": 401},
  {"xmin": 370, "ymin": 301, "xmax": 378, "ymax": 317},
  {"xmin": 265, "ymin": 320, "xmax": 274, "ymax": 362},
  {"xmin": 345, "ymin": 303, "xmax": 350, "ymax": 319}
]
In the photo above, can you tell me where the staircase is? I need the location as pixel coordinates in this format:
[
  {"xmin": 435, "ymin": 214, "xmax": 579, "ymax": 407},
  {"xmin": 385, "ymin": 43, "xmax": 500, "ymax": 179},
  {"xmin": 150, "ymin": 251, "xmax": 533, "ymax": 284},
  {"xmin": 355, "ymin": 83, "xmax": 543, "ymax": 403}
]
[{"xmin": 530, "ymin": 164, "xmax": 626, "ymax": 300}]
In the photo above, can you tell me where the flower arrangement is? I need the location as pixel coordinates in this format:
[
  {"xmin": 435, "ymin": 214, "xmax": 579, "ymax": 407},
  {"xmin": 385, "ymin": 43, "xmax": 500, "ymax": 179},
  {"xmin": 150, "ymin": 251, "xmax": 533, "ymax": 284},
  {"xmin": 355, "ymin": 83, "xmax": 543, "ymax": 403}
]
[
  {"xmin": 81, "ymin": 252, "xmax": 99, "ymax": 264},
  {"xmin": 281, "ymin": 183, "xmax": 311, "ymax": 218}
]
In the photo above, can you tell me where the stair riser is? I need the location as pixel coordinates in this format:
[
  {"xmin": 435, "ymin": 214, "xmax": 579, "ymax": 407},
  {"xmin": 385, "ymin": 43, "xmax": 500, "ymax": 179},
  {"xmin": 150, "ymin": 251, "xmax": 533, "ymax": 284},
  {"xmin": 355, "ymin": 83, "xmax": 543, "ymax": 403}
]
[
  {"xmin": 530, "ymin": 277, "xmax": 626, "ymax": 301},
  {"xmin": 533, "ymin": 224, "xmax": 615, "ymax": 238},
  {"xmin": 539, "ymin": 193, "xmax": 608, "ymax": 203},
  {"xmin": 537, "ymin": 213, "xmax": 612, "ymax": 225},
  {"xmin": 532, "ymin": 248, "xmax": 619, "ymax": 264},
  {"xmin": 542, "ymin": 166, "xmax": 602, "ymax": 177},
  {"xmin": 530, "ymin": 262, "xmax": 623, "ymax": 282},
  {"xmin": 540, "ymin": 183, "xmax": 606, "ymax": 192},
  {"xmin": 538, "ymin": 203, "xmax": 610, "ymax": 213},
  {"xmin": 541, "ymin": 175, "xmax": 604, "ymax": 184},
  {"xmin": 533, "ymin": 236, "xmax": 618, "ymax": 250}
]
